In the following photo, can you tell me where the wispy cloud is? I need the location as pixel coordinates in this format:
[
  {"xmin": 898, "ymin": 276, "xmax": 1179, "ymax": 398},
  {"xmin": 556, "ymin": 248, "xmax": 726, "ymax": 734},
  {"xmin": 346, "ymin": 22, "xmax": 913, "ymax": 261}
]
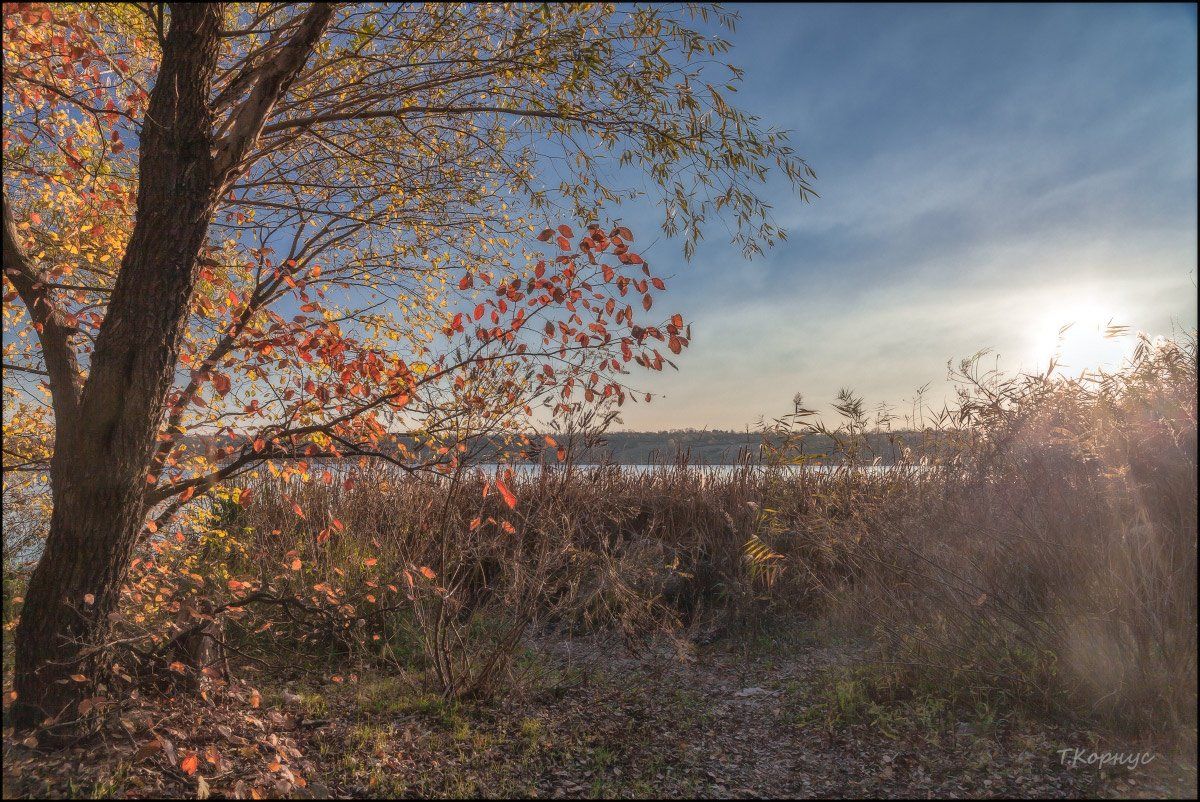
[{"xmin": 611, "ymin": 4, "xmax": 1197, "ymax": 429}]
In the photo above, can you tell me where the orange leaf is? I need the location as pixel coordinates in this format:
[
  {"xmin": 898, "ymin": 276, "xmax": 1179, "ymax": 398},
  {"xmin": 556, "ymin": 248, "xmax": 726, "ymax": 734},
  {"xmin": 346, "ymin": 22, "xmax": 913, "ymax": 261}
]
[
  {"xmin": 181, "ymin": 754, "xmax": 199, "ymax": 776},
  {"xmin": 363, "ymin": 557, "xmax": 378, "ymax": 567},
  {"xmin": 419, "ymin": 566, "xmax": 437, "ymax": 579},
  {"xmin": 495, "ymin": 479, "xmax": 517, "ymax": 510}
]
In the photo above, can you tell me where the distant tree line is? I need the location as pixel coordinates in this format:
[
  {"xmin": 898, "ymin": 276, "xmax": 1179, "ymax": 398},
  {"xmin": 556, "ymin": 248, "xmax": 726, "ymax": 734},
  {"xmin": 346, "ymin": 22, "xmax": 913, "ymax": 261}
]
[{"xmin": 183, "ymin": 429, "xmax": 933, "ymax": 466}]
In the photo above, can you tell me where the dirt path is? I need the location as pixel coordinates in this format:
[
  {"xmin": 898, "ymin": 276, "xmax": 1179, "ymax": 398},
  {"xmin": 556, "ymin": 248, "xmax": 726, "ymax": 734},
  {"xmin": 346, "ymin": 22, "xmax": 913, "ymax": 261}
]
[
  {"xmin": 4, "ymin": 632, "xmax": 1196, "ymax": 798},
  {"xmin": 529, "ymin": 633, "xmax": 1197, "ymax": 799}
]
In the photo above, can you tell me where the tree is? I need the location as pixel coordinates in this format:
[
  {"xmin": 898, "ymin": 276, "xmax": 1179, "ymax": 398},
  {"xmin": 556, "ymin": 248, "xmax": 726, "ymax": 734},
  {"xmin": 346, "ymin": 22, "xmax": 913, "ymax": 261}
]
[{"xmin": 1, "ymin": 1, "xmax": 814, "ymax": 731}]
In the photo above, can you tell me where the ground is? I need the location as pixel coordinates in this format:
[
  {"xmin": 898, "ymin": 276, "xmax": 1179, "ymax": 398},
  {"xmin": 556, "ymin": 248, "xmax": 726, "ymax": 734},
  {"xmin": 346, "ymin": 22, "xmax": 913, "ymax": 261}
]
[{"xmin": 3, "ymin": 626, "xmax": 1196, "ymax": 799}]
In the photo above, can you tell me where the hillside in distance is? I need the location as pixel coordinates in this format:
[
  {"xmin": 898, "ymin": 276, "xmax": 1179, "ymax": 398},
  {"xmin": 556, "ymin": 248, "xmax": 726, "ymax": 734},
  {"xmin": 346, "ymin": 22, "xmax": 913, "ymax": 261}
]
[
  {"xmin": 543, "ymin": 429, "xmax": 931, "ymax": 465},
  {"xmin": 184, "ymin": 429, "xmax": 934, "ymax": 466}
]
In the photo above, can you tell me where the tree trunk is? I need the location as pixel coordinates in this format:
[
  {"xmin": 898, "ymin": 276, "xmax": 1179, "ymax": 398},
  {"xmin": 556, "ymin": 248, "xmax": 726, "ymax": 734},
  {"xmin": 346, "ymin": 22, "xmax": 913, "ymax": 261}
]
[{"xmin": 10, "ymin": 4, "xmax": 224, "ymax": 732}]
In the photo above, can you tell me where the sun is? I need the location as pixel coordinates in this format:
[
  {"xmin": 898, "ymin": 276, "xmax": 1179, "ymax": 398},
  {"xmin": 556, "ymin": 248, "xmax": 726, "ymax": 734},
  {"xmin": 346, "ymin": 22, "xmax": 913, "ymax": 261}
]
[{"xmin": 1028, "ymin": 296, "xmax": 1131, "ymax": 373}]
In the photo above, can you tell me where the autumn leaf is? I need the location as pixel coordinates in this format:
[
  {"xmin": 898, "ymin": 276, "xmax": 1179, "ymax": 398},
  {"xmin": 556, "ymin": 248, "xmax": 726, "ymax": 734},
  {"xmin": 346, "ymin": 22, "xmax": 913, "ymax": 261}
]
[
  {"xmin": 181, "ymin": 754, "xmax": 200, "ymax": 776},
  {"xmin": 495, "ymin": 479, "xmax": 518, "ymax": 509}
]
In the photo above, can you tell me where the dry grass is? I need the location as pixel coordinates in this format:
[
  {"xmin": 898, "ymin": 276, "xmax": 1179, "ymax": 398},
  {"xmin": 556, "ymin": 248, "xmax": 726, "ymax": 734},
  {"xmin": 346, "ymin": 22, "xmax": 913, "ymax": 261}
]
[
  {"xmin": 209, "ymin": 332, "xmax": 1195, "ymax": 737},
  {"xmin": 4, "ymin": 334, "xmax": 1193, "ymax": 747}
]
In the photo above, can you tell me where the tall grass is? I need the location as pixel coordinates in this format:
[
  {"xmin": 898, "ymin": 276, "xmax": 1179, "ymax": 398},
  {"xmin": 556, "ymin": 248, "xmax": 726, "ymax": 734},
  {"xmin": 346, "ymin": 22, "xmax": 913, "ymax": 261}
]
[
  {"xmin": 206, "ymin": 332, "xmax": 1196, "ymax": 732},
  {"xmin": 9, "ymin": 332, "xmax": 1190, "ymax": 736},
  {"xmin": 842, "ymin": 332, "xmax": 1198, "ymax": 734}
]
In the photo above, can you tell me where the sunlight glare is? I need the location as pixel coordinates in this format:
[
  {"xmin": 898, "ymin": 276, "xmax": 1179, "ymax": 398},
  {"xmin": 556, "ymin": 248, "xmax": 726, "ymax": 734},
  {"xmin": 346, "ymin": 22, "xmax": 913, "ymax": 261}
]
[{"xmin": 1028, "ymin": 295, "xmax": 1132, "ymax": 373}]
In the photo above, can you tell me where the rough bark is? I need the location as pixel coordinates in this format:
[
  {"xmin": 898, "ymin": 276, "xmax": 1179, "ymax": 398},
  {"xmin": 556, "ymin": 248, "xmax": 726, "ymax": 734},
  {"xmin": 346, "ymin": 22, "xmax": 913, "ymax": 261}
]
[
  {"xmin": 9, "ymin": 1, "xmax": 335, "ymax": 734},
  {"xmin": 10, "ymin": 3, "xmax": 224, "ymax": 732}
]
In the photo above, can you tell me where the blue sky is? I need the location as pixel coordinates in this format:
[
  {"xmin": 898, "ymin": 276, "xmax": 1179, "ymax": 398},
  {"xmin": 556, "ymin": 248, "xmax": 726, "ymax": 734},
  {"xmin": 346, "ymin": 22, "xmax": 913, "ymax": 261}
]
[{"xmin": 610, "ymin": 3, "xmax": 1198, "ymax": 430}]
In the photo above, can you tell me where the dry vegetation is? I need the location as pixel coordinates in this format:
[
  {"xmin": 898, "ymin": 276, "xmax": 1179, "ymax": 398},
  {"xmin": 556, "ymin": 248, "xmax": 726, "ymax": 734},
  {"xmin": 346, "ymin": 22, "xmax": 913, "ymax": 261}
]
[{"xmin": 4, "ymin": 331, "xmax": 1197, "ymax": 798}]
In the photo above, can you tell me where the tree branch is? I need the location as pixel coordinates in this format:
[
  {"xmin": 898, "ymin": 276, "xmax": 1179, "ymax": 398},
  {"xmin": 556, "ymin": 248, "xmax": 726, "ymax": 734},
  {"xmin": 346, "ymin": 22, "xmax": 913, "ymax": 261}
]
[
  {"xmin": 212, "ymin": 3, "xmax": 336, "ymax": 187},
  {"xmin": 2, "ymin": 198, "xmax": 83, "ymax": 430}
]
